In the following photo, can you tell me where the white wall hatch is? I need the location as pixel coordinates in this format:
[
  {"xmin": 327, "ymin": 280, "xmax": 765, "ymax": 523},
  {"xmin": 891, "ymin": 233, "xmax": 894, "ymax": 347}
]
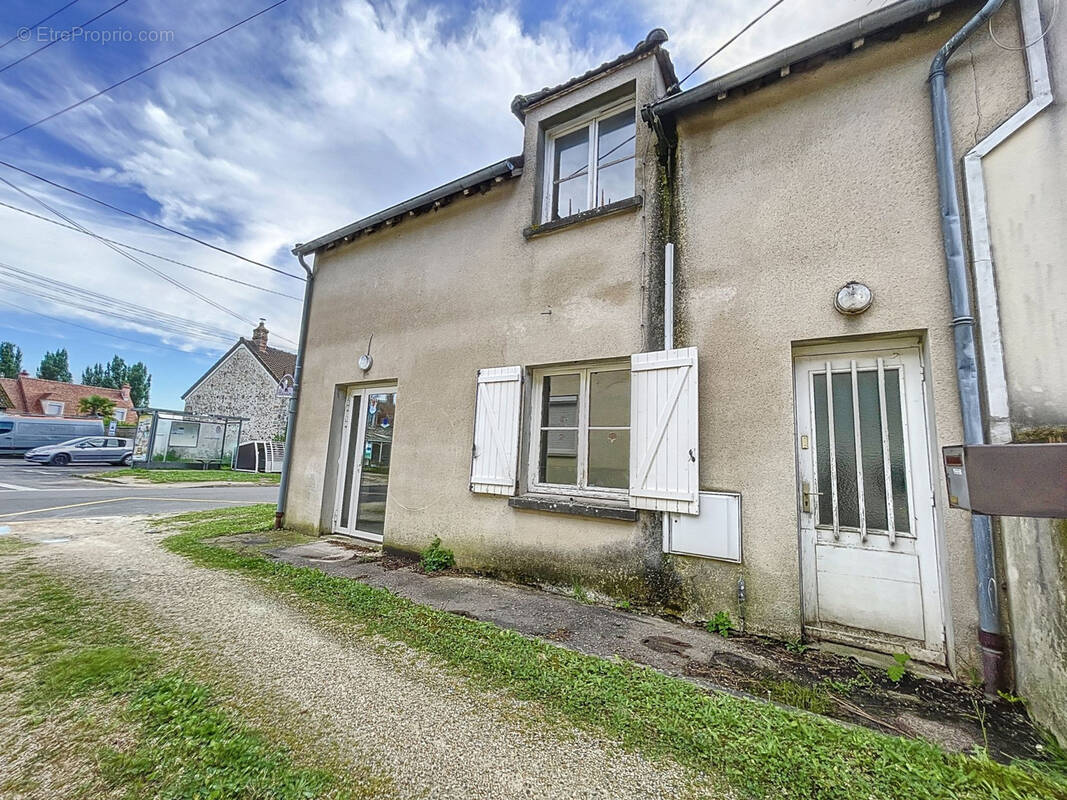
[{"xmin": 668, "ymin": 491, "xmax": 742, "ymax": 562}]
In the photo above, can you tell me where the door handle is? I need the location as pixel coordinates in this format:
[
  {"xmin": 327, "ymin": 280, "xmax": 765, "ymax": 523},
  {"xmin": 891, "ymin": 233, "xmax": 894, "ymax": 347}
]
[{"xmin": 801, "ymin": 481, "xmax": 826, "ymax": 514}]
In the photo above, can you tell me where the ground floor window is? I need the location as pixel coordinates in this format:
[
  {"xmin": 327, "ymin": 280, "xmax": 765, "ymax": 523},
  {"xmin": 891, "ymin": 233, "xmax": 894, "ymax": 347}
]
[{"xmin": 529, "ymin": 362, "xmax": 630, "ymax": 496}]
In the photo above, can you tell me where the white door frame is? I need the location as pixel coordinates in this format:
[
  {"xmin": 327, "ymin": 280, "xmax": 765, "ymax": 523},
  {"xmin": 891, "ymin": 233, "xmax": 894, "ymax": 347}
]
[
  {"xmin": 331, "ymin": 382, "xmax": 396, "ymax": 543},
  {"xmin": 794, "ymin": 338, "xmax": 947, "ymax": 664}
]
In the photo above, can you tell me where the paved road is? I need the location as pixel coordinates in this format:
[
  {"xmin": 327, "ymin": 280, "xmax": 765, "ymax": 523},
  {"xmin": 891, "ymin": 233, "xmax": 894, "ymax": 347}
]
[{"xmin": 0, "ymin": 459, "xmax": 278, "ymax": 520}]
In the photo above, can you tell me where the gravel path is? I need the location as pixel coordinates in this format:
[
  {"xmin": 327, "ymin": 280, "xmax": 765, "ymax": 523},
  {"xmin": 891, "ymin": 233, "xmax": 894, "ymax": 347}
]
[{"xmin": 9, "ymin": 516, "xmax": 712, "ymax": 800}]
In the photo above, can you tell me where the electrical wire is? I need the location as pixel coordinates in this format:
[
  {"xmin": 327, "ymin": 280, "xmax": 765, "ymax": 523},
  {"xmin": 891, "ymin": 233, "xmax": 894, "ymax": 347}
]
[
  {"xmin": 0, "ymin": 0, "xmax": 133, "ymax": 74},
  {"xmin": 0, "ymin": 172, "xmax": 277, "ymax": 338},
  {"xmin": 0, "ymin": 294, "xmax": 224, "ymax": 356},
  {"xmin": 989, "ymin": 0, "xmax": 1058, "ymax": 49},
  {"xmin": 0, "ymin": 262, "xmax": 240, "ymax": 343},
  {"xmin": 0, "ymin": 158, "xmax": 302, "ymax": 280},
  {"xmin": 0, "ymin": 0, "xmax": 84, "ymax": 50},
  {"xmin": 0, "ymin": 198, "xmax": 303, "ymax": 302},
  {"xmin": 671, "ymin": 0, "xmax": 788, "ymax": 90},
  {"xmin": 0, "ymin": 0, "xmax": 291, "ymax": 145}
]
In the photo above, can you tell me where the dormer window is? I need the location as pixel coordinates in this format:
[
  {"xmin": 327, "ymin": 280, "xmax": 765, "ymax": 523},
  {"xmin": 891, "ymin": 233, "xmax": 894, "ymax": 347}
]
[{"xmin": 542, "ymin": 99, "xmax": 636, "ymax": 223}]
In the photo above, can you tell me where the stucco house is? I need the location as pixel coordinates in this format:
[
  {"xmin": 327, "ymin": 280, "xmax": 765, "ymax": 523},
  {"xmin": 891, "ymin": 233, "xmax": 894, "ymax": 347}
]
[
  {"xmin": 0, "ymin": 371, "xmax": 138, "ymax": 424},
  {"xmin": 281, "ymin": 0, "xmax": 1066, "ymax": 739},
  {"xmin": 182, "ymin": 321, "xmax": 295, "ymax": 441}
]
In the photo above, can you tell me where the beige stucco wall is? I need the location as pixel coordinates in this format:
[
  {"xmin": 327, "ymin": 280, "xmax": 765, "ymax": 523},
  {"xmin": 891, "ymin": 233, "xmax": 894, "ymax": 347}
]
[
  {"xmin": 981, "ymin": 0, "xmax": 1067, "ymax": 742},
  {"xmin": 286, "ymin": 53, "xmax": 675, "ymax": 598},
  {"xmin": 669, "ymin": 6, "xmax": 1026, "ymax": 669},
  {"xmin": 285, "ymin": 8, "xmax": 1034, "ymax": 674}
]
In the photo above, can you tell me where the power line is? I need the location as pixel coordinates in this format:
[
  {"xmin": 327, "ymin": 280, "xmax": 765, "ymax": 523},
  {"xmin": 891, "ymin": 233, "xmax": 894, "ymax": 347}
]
[
  {"xmin": 0, "ymin": 198, "xmax": 303, "ymax": 302},
  {"xmin": 671, "ymin": 0, "xmax": 789, "ymax": 91},
  {"xmin": 0, "ymin": 0, "xmax": 291, "ymax": 146},
  {"xmin": 0, "ymin": 294, "xmax": 224, "ymax": 356},
  {"xmin": 0, "ymin": 0, "xmax": 133, "ymax": 74},
  {"xmin": 0, "ymin": 171, "xmax": 274, "ymax": 338},
  {"xmin": 0, "ymin": 262, "xmax": 239, "ymax": 343},
  {"xmin": 0, "ymin": 158, "xmax": 303, "ymax": 280},
  {"xmin": 0, "ymin": 0, "xmax": 84, "ymax": 50}
]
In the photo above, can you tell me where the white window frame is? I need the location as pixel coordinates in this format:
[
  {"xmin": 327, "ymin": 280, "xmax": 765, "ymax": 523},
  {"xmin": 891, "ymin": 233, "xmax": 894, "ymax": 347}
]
[
  {"xmin": 43, "ymin": 401, "xmax": 64, "ymax": 416},
  {"xmin": 527, "ymin": 360, "xmax": 630, "ymax": 500},
  {"xmin": 540, "ymin": 97, "xmax": 636, "ymax": 224},
  {"xmin": 113, "ymin": 408, "xmax": 127, "ymax": 421}
]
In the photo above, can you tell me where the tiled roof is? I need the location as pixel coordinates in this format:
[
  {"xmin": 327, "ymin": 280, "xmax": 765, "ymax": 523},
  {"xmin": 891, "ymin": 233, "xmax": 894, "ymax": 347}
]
[
  {"xmin": 510, "ymin": 28, "xmax": 676, "ymax": 121},
  {"xmin": 0, "ymin": 374, "xmax": 137, "ymax": 419},
  {"xmin": 257, "ymin": 343, "xmax": 297, "ymax": 382}
]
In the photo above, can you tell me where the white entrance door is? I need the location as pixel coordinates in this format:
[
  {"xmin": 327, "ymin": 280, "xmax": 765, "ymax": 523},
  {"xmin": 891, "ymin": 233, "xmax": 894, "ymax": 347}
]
[
  {"xmin": 332, "ymin": 385, "xmax": 397, "ymax": 543},
  {"xmin": 794, "ymin": 342, "xmax": 946, "ymax": 663}
]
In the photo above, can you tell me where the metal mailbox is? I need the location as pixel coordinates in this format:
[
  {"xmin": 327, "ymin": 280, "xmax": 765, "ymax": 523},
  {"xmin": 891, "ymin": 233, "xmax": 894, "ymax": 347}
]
[{"xmin": 942, "ymin": 443, "xmax": 1067, "ymax": 518}]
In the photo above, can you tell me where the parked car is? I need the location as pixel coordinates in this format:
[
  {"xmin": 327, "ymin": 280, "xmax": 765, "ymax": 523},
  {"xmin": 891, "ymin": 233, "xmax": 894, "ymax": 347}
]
[
  {"xmin": 0, "ymin": 415, "xmax": 106, "ymax": 455},
  {"xmin": 23, "ymin": 436, "xmax": 133, "ymax": 466}
]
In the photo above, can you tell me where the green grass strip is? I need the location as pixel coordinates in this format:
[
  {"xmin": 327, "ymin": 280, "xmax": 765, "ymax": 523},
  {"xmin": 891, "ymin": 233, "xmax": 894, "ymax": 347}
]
[
  {"xmin": 161, "ymin": 504, "xmax": 1067, "ymax": 800},
  {"xmin": 100, "ymin": 468, "xmax": 279, "ymax": 483},
  {"xmin": 1, "ymin": 567, "xmax": 370, "ymax": 800}
]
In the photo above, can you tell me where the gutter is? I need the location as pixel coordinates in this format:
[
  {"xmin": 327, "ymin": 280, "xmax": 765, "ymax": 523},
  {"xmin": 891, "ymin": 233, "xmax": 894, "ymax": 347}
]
[
  {"xmin": 927, "ymin": 0, "xmax": 1007, "ymax": 693},
  {"xmin": 643, "ymin": 0, "xmax": 955, "ymax": 126},
  {"xmin": 275, "ymin": 250, "xmax": 315, "ymax": 529},
  {"xmin": 293, "ymin": 158, "xmax": 522, "ymax": 257},
  {"xmin": 964, "ymin": 0, "xmax": 1054, "ymax": 446}
]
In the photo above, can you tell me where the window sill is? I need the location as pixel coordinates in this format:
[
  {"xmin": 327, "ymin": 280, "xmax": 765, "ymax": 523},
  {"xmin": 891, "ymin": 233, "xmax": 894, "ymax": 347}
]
[
  {"xmin": 508, "ymin": 494, "xmax": 639, "ymax": 521},
  {"xmin": 523, "ymin": 196, "xmax": 642, "ymax": 240}
]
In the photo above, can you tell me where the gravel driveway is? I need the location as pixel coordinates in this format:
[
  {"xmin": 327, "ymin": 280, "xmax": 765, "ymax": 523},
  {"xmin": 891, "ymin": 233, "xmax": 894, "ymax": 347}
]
[{"xmin": 8, "ymin": 516, "xmax": 711, "ymax": 800}]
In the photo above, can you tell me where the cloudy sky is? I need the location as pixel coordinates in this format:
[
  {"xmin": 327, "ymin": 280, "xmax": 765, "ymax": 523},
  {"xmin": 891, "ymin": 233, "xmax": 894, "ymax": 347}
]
[{"xmin": 0, "ymin": 0, "xmax": 894, "ymax": 407}]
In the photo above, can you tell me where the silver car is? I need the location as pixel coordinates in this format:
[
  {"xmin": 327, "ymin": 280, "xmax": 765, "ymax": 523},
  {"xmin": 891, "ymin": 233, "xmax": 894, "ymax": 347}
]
[{"xmin": 24, "ymin": 436, "xmax": 133, "ymax": 467}]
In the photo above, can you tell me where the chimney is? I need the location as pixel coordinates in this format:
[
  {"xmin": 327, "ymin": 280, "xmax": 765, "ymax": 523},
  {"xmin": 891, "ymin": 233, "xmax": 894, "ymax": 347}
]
[
  {"xmin": 18, "ymin": 370, "xmax": 28, "ymax": 377},
  {"xmin": 121, "ymin": 383, "xmax": 131, "ymax": 401},
  {"xmin": 252, "ymin": 319, "xmax": 269, "ymax": 354}
]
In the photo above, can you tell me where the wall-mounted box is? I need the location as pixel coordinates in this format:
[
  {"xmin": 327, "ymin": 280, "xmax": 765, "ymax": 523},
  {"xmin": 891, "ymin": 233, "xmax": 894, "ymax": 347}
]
[
  {"xmin": 668, "ymin": 491, "xmax": 741, "ymax": 561},
  {"xmin": 943, "ymin": 443, "xmax": 1067, "ymax": 517}
]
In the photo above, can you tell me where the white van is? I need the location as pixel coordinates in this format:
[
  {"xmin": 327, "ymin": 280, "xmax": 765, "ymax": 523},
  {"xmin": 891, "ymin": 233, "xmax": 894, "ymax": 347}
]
[{"xmin": 0, "ymin": 415, "xmax": 106, "ymax": 455}]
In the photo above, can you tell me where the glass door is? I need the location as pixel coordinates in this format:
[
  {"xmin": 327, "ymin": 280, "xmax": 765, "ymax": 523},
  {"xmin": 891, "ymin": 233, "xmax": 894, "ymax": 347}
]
[{"xmin": 332, "ymin": 385, "xmax": 397, "ymax": 542}]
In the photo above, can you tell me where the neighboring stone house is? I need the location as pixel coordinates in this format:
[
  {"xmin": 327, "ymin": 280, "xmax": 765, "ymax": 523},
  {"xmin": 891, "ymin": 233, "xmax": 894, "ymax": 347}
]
[
  {"xmin": 182, "ymin": 321, "xmax": 296, "ymax": 441},
  {"xmin": 0, "ymin": 371, "xmax": 137, "ymax": 424},
  {"xmin": 282, "ymin": 1, "xmax": 1065, "ymax": 738}
]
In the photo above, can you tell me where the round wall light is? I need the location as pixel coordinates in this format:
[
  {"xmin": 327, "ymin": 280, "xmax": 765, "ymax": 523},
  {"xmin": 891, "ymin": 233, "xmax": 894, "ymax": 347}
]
[
  {"xmin": 358, "ymin": 353, "xmax": 373, "ymax": 371},
  {"xmin": 834, "ymin": 281, "xmax": 873, "ymax": 315}
]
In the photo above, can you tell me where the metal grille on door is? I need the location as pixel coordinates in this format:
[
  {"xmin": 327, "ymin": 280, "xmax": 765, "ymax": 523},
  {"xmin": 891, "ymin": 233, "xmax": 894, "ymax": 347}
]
[{"xmin": 811, "ymin": 358, "xmax": 912, "ymax": 544}]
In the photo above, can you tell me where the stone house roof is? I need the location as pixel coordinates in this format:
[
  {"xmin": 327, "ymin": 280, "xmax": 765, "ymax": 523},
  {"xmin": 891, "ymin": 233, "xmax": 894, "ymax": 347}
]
[
  {"xmin": 0, "ymin": 372, "xmax": 137, "ymax": 421},
  {"xmin": 182, "ymin": 323, "xmax": 296, "ymax": 400}
]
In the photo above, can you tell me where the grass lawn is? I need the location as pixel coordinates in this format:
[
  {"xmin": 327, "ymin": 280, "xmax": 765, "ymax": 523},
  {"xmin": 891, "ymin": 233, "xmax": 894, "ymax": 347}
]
[
  {"xmin": 0, "ymin": 562, "xmax": 387, "ymax": 799},
  {"xmin": 160, "ymin": 504, "xmax": 1067, "ymax": 800},
  {"xmin": 100, "ymin": 468, "xmax": 280, "ymax": 484}
]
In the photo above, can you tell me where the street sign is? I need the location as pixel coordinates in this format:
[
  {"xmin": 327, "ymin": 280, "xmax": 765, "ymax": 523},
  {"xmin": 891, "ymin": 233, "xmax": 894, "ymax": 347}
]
[
  {"xmin": 108, "ymin": 420, "xmax": 117, "ymax": 436},
  {"xmin": 277, "ymin": 374, "xmax": 295, "ymax": 398}
]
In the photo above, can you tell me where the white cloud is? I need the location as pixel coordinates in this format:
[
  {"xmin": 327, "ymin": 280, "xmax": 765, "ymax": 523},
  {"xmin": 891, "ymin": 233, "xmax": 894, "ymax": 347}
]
[{"xmin": 0, "ymin": 0, "xmax": 903, "ymax": 359}]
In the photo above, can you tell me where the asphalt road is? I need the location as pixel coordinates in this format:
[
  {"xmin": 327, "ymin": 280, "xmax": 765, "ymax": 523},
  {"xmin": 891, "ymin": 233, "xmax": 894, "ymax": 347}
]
[{"xmin": 0, "ymin": 459, "xmax": 279, "ymax": 521}]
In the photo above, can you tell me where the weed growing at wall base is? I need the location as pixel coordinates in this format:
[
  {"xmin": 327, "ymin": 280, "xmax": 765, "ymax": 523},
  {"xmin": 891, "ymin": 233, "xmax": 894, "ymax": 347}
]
[{"xmin": 158, "ymin": 505, "xmax": 1067, "ymax": 800}]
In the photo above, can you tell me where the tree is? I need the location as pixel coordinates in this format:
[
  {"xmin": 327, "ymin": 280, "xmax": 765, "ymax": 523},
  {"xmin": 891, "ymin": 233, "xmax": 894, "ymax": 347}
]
[
  {"xmin": 78, "ymin": 395, "xmax": 116, "ymax": 418},
  {"xmin": 127, "ymin": 362, "xmax": 151, "ymax": 407},
  {"xmin": 105, "ymin": 355, "xmax": 128, "ymax": 387},
  {"xmin": 37, "ymin": 349, "xmax": 71, "ymax": 382},
  {"xmin": 81, "ymin": 363, "xmax": 106, "ymax": 386},
  {"xmin": 0, "ymin": 342, "xmax": 21, "ymax": 378}
]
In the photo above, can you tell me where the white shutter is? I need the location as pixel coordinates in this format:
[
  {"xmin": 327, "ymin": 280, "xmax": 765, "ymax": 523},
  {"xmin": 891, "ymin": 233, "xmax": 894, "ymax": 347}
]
[
  {"xmin": 470, "ymin": 366, "xmax": 523, "ymax": 495},
  {"xmin": 629, "ymin": 347, "xmax": 699, "ymax": 515}
]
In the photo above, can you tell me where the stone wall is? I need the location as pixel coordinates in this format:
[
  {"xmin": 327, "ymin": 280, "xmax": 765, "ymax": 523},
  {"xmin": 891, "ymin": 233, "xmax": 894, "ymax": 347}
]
[{"xmin": 183, "ymin": 345, "xmax": 288, "ymax": 441}]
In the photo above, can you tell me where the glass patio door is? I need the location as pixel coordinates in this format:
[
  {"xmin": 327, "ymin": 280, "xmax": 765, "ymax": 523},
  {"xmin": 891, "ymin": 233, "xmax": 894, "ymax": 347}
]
[{"xmin": 333, "ymin": 385, "xmax": 396, "ymax": 542}]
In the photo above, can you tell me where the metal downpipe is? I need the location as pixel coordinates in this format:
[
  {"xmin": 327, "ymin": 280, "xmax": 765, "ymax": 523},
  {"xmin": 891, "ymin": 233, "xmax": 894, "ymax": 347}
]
[
  {"xmin": 928, "ymin": 0, "xmax": 1007, "ymax": 692},
  {"xmin": 275, "ymin": 250, "xmax": 315, "ymax": 529}
]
